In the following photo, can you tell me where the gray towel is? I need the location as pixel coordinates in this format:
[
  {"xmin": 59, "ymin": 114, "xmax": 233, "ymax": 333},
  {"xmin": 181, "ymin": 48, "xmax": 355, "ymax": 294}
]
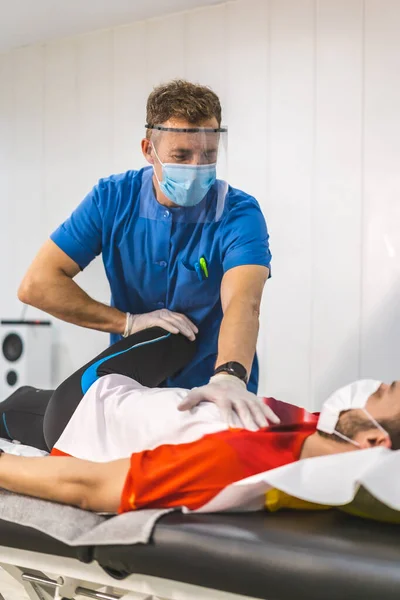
[{"xmin": 0, "ymin": 490, "xmax": 172, "ymax": 546}]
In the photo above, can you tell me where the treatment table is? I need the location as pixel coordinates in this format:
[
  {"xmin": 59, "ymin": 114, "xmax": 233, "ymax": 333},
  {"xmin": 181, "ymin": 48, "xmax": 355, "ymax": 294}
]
[{"xmin": 0, "ymin": 509, "xmax": 399, "ymax": 600}]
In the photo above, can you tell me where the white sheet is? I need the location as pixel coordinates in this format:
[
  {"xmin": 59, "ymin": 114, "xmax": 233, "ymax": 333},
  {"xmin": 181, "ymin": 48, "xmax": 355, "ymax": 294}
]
[{"xmin": 197, "ymin": 447, "xmax": 400, "ymax": 514}]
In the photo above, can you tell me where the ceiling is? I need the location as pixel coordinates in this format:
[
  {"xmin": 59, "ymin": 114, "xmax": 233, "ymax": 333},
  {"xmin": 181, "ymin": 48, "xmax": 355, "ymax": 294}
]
[{"xmin": 0, "ymin": 0, "xmax": 223, "ymax": 53}]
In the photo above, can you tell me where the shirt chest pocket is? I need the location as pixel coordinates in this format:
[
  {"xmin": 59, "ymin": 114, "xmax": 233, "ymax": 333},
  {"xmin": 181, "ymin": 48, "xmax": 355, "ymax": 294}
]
[{"xmin": 173, "ymin": 259, "xmax": 222, "ymax": 312}]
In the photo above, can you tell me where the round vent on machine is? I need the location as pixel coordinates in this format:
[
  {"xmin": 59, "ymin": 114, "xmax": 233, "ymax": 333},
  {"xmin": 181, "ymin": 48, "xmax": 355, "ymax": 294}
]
[
  {"xmin": 6, "ymin": 370, "xmax": 18, "ymax": 386},
  {"xmin": 2, "ymin": 333, "xmax": 24, "ymax": 362}
]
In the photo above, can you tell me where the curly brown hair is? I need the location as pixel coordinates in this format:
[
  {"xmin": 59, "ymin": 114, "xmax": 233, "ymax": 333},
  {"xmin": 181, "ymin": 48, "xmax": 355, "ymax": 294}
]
[{"xmin": 146, "ymin": 79, "xmax": 222, "ymax": 130}]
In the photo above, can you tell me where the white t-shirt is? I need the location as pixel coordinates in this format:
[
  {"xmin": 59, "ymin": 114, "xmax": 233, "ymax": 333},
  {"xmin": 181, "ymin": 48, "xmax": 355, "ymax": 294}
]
[{"xmin": 54, "ymin": 374, "xmax": 240, "ymax": 461}]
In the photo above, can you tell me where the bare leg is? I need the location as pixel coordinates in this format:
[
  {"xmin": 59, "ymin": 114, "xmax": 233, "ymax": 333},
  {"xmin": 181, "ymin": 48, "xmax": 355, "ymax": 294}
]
[{"xmin": 0, "ymin": 454, "xmax": 129, "ymax": 513}]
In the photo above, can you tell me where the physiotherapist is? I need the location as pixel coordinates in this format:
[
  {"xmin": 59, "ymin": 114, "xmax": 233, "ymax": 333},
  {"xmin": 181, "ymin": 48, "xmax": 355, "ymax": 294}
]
[{"xmin": 18, "ymin": 79, "xmax": 274, "ymax": 430}]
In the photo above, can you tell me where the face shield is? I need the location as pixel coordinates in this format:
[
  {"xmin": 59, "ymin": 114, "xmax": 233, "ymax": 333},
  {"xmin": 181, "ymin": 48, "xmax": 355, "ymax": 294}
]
[{"xmin": 145, "ymin": 124, "xmax": 228, "ymax": 223}]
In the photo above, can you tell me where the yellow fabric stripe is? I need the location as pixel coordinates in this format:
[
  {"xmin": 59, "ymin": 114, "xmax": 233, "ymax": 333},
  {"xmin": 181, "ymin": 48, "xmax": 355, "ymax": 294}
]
[
  {"xmin": 264, "ymin": 487, "xmax": 400, "ymax": 524},
  {"xmin": 265, "ymin": 488, "xmax": 331, "ymax": 512}
]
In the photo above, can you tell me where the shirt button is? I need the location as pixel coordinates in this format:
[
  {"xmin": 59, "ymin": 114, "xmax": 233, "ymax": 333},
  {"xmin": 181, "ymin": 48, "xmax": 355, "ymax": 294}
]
[
  {"xmin": 156, "ymin": 301, "xmax": 165, "ymax": 308},
  {"xmin": 159, "ymin": 261, "xmax": 167, "ymax": 268},
  {"xmin": 163, "ymin": 210, "xmax": 170, "ymax": 218}
]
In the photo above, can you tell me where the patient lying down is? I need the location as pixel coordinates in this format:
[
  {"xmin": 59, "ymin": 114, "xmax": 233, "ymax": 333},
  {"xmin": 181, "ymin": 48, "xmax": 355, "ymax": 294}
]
[{"xmin": 0, "ymin": 374, "xmax": 398, "ymax": 515}]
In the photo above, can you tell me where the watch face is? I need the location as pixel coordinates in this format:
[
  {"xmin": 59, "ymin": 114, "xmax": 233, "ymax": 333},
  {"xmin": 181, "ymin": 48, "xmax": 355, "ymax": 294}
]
[
  {"xmin": 229, "ymin": 362, "xmax": 247, "ymax": 380},
  {"xmin": 217, "ymin": 361, "xmax": 247, "ymax": 381}
]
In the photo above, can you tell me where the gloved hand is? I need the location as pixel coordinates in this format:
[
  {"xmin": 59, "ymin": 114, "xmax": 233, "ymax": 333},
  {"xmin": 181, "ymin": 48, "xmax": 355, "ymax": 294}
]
[
  {"xmin": 125, "ymin": 309, "xmax": 198, "ymax": 341},
  {"xmin": 177, "ymin": 373, "xmax": 280, "ymax": 431}
]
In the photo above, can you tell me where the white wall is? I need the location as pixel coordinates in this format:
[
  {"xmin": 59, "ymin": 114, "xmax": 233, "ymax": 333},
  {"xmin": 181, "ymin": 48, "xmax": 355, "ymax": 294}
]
[{"xmin": 1, "ymin": 0, "xmax": 400, "ymax": 410}]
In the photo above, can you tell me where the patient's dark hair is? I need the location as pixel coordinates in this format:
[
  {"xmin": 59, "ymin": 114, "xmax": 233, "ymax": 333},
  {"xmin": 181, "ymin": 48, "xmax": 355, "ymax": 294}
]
[{"xmin": 318, "ymin": 412, "xmax": 400, "ymax": 451}]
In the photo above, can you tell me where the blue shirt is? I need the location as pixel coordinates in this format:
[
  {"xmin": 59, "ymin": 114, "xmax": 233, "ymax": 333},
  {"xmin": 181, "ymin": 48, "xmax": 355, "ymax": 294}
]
[{"xmin": 51, "ymin": 167, "xmax": 271, "ymax": 392}]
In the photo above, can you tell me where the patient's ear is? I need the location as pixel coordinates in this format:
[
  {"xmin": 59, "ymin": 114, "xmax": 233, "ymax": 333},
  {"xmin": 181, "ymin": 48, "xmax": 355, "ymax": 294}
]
[{"xmin": 356, "ymin": 429, "xmax": 392, "ymax": 450}]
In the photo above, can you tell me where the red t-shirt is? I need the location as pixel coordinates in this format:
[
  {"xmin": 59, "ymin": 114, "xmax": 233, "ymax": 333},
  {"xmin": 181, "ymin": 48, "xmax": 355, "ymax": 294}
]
[{"xmin": 119, "ymin": 421, "xmax": 317, "ymax": 512}]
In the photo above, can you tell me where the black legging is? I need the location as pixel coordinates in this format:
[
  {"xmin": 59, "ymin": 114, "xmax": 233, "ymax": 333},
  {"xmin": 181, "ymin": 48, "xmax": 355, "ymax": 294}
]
[{"xmin": 0, "ymin": 328, "xmax": 196, "ymax": 452}]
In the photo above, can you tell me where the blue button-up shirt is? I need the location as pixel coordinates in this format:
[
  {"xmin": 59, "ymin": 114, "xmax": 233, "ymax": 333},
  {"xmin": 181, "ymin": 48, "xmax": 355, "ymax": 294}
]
[{"xmin": 51, "ymin": 167, "xmax": 271, "ymax": 392}]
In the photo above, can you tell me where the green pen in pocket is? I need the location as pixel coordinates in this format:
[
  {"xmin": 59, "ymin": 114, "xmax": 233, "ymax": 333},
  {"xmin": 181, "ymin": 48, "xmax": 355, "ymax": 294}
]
[{"xmin": 199, "ymin": 257, "xmax": 209, "ymax": 278}]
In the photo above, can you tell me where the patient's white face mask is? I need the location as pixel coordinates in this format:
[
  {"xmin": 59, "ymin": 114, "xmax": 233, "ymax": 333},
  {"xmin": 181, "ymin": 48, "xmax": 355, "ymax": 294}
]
[{"xmin": 317, "ymin": 379, "xmax": 389, "ymax": 447}]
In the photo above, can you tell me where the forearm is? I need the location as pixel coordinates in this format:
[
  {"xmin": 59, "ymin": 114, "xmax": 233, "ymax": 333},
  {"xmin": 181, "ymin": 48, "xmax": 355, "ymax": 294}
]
[
  {"xmin": 0, "ymin": 454, "xmax": 128, "ymax": 513},
  {"xmin": 21, "ymin": 274, "xmax": 125, "ymax": 335},
  {"xmin": 216, "ymin": 300, "xmax": 260, "ymax": 375},
  {"xmin": 0, "ymin": 454, "xmax": 90, "ymax": 508}
]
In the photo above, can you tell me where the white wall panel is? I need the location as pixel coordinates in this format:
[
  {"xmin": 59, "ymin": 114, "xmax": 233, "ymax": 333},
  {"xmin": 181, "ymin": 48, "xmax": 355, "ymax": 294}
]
[
  {"xmin": 311, "ymin": 0, "xmax": 364, "ymax": 410},
  {"xmin": 0, "ymin": 53, "xmax": 14, "ymax": 318},
  {"xmin": 43, "ymin": 39, "xmax": 79, "ymax": 233},
  {"xmin": 113, "ymin": 22, "xmax": 148, "ymax": 172},
  {"xmin": 361, "ymin": 0, "xmax": 400, "ymax": 383},
  {"xmin": 263, "ymin": 0, "xmax": 315, "ymax": 405},
  {"xmin": 76, "ymin": 31, "xmax": 114, "ymax": 192},
  {"xmin": 145, "ymin": 13, "xmax": 186, "ymax": 88},
  {"xmin": 11, "ymin": 46, "xmax": 45, "ymax": 315},
  {"xmin": 185, "ymin": 4, "xmax": 228, "ymax": 108}
]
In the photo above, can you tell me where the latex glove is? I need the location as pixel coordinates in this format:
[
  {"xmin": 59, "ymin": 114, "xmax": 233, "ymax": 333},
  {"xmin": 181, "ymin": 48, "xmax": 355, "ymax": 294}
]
[
  {"xmin": 178, "ymin": 373, "xmax": 280, "ymax": 431},
  {"xmin": 128, "ymin": 309, "xmax": 198, "ymax": 341}
]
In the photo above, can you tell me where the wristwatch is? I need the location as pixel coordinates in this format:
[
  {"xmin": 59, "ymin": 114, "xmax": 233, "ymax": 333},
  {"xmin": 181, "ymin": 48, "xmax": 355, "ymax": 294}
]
[{"xmin": 213, "ymin": 361, "xmax": 248, "ymax": 384}]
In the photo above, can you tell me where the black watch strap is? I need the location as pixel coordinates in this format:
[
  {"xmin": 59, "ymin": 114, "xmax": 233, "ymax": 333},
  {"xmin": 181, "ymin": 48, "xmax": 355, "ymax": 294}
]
[{"xmin": 213, "ymin": 361, "xmax": 248, "ymax": 384}]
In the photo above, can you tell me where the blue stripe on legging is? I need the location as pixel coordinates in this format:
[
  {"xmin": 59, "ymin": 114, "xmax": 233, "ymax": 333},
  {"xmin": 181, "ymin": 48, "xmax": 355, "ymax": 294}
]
[
  {"xmin": 2, "ymin": 414, "xmax": 12, "ymax": 439},
  {"xmin": 80, "ymin": 332, "xmax": 171, "ymax": 394}
]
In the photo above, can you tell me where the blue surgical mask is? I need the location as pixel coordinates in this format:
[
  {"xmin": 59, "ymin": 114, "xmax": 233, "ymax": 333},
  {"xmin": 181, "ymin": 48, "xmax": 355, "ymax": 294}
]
[{"xmin": 152, "ymin": 146, "xmax": 216, "ymax": 207}]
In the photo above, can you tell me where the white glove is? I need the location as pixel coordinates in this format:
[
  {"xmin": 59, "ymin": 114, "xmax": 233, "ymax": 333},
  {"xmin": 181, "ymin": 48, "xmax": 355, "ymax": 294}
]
[
  {"xmin": 123, "ymin": 309, "xmax": 198, "ymax": 341},
  {"xmin": 177, "ymin": 373, "xmax": 280, "ymax": 431}
]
